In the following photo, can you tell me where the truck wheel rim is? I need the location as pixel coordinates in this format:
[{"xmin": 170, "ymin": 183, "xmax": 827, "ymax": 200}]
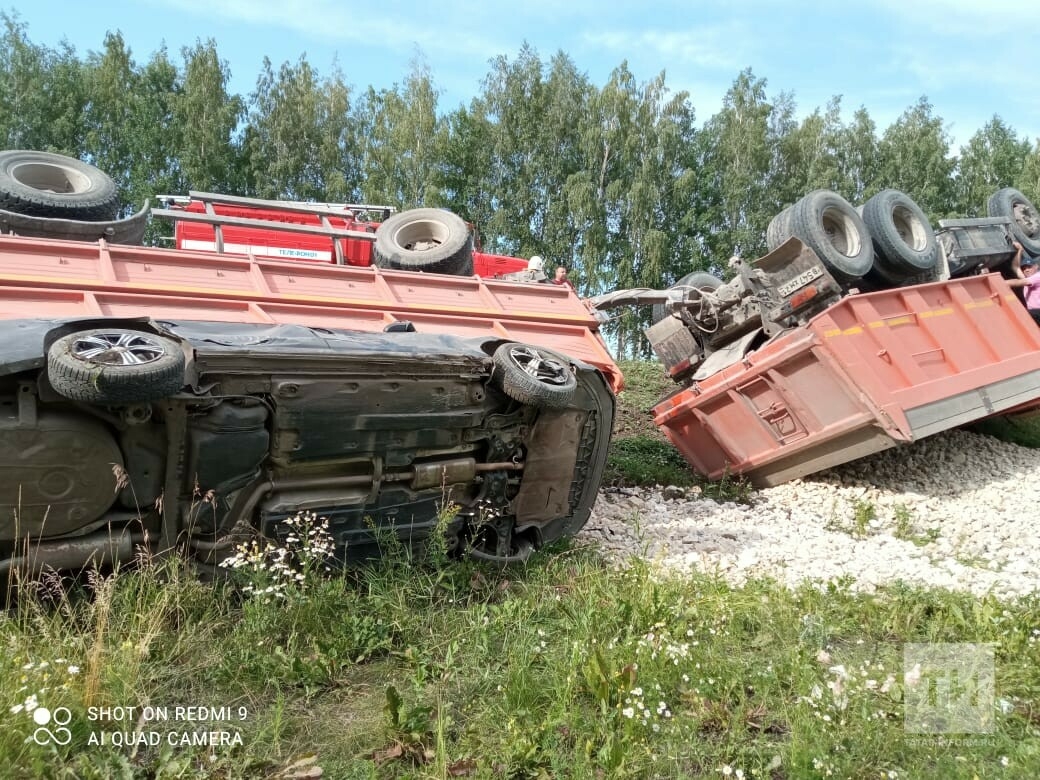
[
  {"xmin": 821, "ymin": 207, "xmax": 861, "ymax": 257},
  {"xmin": 394, "ymin": 218, "xmax": 447, "ymax": 252},
  {"xmin": 508, "ymin": 346, "xmax": 570, "ymax": 386},
  {"xmin": 892, "ymin": 205, "xmax": 929, "ymax": 250},
  {"xmin": 72, "ymin": 332, "xmax": 167, "ymax": 366},
  {"xmin": 1013, "ymin": 202, "xmax": 1040, "ymax": 238},
  {"xmin": 12, "ymin": 161, "xmax": 91, "ymax": 195}
]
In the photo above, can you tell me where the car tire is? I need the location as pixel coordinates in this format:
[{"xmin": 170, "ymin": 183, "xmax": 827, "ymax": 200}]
[
  {"xmin": 862, "ymin": 189, "xmax": 939, "ymax": 276},
  {"xmin": 0, "ymin": 150, "xmax": 120, "ymax": 221},
  {"xmin": 651, "ymin": 271, "xmax": 722, "ymax": 325},
  {"xmin": 491, "ymin": 343, "xmax": 577, "ymax": 409},
  {"xmin": 372, "ymin": 207, "xmax": 474, "ymax": 275},
  {"xmin": 48, "ymin": 328, "xmax": 186, "ymax": 404},
  {"xmin": 790, "ymin": 189, "xmax": 873, "ymax": 284},
  {"xmin": 766, "ymin": 205, "xmax": 795, "ymax": 251},
  {"xmin": 987, "ymin": 187, "xmax": 1040, "ymax": 257}
]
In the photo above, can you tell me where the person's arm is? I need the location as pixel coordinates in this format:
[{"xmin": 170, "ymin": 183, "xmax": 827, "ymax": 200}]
[
  {"xmin": 1012, "ymin": 241, "xmax": 1025, "ymax": 278},
  {"xmin": 1007, "ymin": 272, "xmax": 1040, "ymax": 289}
]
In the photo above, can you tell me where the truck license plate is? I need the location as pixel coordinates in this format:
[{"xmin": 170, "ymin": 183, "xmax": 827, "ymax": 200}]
[{"xmin": 777, "ymin": 266, "xmax": 823, "ymax": 297}]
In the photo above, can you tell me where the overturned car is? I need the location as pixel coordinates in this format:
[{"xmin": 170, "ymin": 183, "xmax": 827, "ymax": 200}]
[{"xmin": 0, "ymin": 318, "xmax": 614, "ymax": 572}]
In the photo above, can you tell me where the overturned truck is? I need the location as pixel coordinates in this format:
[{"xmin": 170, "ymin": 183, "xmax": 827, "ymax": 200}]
[
  {"xmin": 594, "ymin": 187, "xmax": 1040, "ymax": 486},
  {"xmin": 0, "ymin": 150, "xmax": 622, "ymax": 574}
]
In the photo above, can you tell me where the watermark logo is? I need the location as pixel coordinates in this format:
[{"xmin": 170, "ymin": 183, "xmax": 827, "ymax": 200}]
[
  {"xmin": 904, "ymin": 643, "xmax": 995, "ymax": 733},
  {"xmin": 31, "ymin": 706, "xmax": 73, "ymax": 746}
]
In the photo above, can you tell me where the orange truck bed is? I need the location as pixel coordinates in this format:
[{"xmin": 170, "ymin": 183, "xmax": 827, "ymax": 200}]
[
  {"xmin": 0, "ymin": 233, "xmax": 623, "ymax": 393},
  {"xmin": 654, "ymin": 273, "xmax": 1040, "ymax": 486}
]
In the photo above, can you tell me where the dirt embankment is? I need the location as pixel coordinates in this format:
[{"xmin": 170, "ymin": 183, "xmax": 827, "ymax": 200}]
[{"xmin": 611, "ymin": 361, "xmax": 675, "ymax": 441}]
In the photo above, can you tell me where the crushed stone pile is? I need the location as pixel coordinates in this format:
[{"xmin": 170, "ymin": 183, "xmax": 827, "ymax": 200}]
[{"xmin": 581, "ymin": 428, "xmax": 1040, "ymax": 598}]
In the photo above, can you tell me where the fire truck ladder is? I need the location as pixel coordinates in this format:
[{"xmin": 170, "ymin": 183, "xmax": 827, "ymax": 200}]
[{"xmin": 152, "ymin": 192, "xmax": 397, "ymax": 265}]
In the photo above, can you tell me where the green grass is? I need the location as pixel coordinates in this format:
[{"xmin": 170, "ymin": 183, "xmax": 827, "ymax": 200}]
[
  {"xmin": 614, "ymin": 360, "xmax": 677, "ymax": 419},
  {"xmin": 968, "ymin": 412, "xmax": 1040, "ymax": 450},
  {"xmin": 3, "ymin": 538, "xmax": 1040, "ymax": 779},
  {"xmin": 603, "ymin": 435, "xmax": 696, "ymax": 488},
  {"xmin": 606, "ymin": 361, "xmax": 755, "ymax": 501}
]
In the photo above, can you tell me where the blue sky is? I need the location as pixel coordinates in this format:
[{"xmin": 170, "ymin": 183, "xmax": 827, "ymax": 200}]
[{"xmin": 10, "ymin": 1, "xmax": 1040, "ymax": 151}]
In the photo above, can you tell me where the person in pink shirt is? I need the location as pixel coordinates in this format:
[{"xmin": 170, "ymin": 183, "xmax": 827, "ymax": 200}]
[{"xmin": 1007, "ymin": 241, "xmax": 1040, "ymax": 325}]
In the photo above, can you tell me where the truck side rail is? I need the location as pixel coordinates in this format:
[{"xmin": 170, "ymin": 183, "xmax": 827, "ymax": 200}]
[
  {"xmin": 151, "ymin": 207, "xmax": 380, "ymax": 246},
  {"xmin": 161, "ymin": 191, "xmax": 395, "ymax": 218}
]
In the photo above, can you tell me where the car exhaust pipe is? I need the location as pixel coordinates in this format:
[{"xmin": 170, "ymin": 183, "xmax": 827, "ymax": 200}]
[
  {"xmin": 0, "ymin": 527, "xmax": 144, "ymax": 578},
  {"xmin": 190, "ymin": 460, "xmax": 527, "ymax": 554}
]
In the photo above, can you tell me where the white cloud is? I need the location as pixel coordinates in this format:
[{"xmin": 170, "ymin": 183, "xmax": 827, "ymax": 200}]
[
  {"xmin": 872, "ymin": 0, "xmax": 1040, "ymax": 37},
  {"xmin": 160, "ymin": 0, "xmax": 504, "ymax": 62},
  {"xmin": 581, "ymin": 24, "xmax": 747, "ymax": 72}
]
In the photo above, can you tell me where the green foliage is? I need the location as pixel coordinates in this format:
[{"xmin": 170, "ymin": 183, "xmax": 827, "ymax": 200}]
[
  {"xmin": 353, "ymin": 56, "xmax": 443, "ymax": 209},
  {"xmin": 613, "ymin": 359, "xmax": 674, "ymax": 421},
  {"xmin": 700, "ymin": 470, "xmax": 754, "ymax": 505},
  {"xmin": 892, "ymin": 503, "xmax": 941, "ymax": 547},
  {"xmin": 581, "ymin": 645, "xmax": 637, "ymax": 715},
  {"xmin": 215, "ymin": 514, "xmax": 395, "ymax": 694},
  {"xmin": 0, "ymin": 12, "xmax": 86, "ymax": 152},
  {"xmin": 432, "ymin": 102, "xmax": 496, "ymax": 232},
  {"xmin": 696, "ymin": 68, "xmax": 782, "ymax": 263},
  {"xmin": 244, "ymin": 55, "xmax": 355, "ymax": 201},
  {"xmin": 955, "ymin": 117, "xmax": 1031, "ymax": 216},
  {"xmin": 81, "ymin": 31, "xmax": 137, "ymax": 197},
  {"xmin": 604, "ymin": 435, "xmax": 694, "ymax": 487},
  {"xmin": 174, "ymin": 40, "xmax": 245, "ymax": 193},
  {"xmin": 967, "ymin": 412, "xmax": 1040, "ymax": 450},
  {"xmin": 826, "ymin": 497, "xmax": 878, "ymax": 538},
  {"xmin": 381, "ymin": 683, "xmax": 434, "ymax": 762},
  {"xmin": 877, "ymin": 97, "xmax": 957, "ymax": 220},
  {"xmin": 851, "ymin": 498, "xmax": 876, "ymax": 538}
]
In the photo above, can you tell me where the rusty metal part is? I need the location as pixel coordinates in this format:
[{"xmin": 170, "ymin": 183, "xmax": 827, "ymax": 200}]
[
  {"xmin": 188, "ymin": 459, "xmax": 526, "ymax": 551},
  {"xmin": 0, "ymin": 527, "xmax": 145, "ymax": 577}
]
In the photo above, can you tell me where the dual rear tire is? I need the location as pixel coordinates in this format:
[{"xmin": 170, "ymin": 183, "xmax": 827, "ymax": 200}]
[
  {"xmin": 767, "ymin": 190, "xmax": 873, "ymax": 285},
  {"xmin": 768, "ymin": 188, "xmax": 940, "ymax": 287}
]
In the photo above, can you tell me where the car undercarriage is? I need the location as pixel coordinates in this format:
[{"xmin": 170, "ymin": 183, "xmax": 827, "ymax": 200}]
[{"xmin": 0, "ymin": 318, "xmax": 615, "ymax": 574}]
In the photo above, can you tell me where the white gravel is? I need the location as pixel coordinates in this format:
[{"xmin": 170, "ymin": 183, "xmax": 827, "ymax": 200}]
[{"xmin": 580, "ymin": 428, "xmax": 1040, "ymax": 598}]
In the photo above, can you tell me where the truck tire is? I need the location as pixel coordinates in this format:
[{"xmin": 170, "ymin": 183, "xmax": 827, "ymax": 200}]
[
  {"xmin": 0, "ymin": 150, "xmax": 120, "ymax": 221},
  {"xmin": 987, "ymin": 187, "xmax": 1040, "ymax": 257},
  {"xmin": 790, "ymin": 190, "xmax": 873, "ymax": 285},
  {"xmin": 372, "ymin": 208, "xmax": 474, "ymax": 275},
  {"xmin": 862, "ymin": 189, "xmax": 938, "ymax": 276},
  {"xmin": 48, "ymin": 328, "xmax": 186, "ymax": 404},
  {"xmin": 766, "ymin": 205, "xmax": 794, "ymax": 251},
  {"xmin": 651, "ymin": 271, "xmax": 722, "ymax": 325},
  {"xmin": 491, "ymin": 343, "xmax": 577, "ymax": 409}
]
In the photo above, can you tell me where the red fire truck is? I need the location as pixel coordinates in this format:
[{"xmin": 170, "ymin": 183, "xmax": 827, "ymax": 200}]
[{"xmin": 158, "ymin": 192, "xmax": 533, "ymax": 280}]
